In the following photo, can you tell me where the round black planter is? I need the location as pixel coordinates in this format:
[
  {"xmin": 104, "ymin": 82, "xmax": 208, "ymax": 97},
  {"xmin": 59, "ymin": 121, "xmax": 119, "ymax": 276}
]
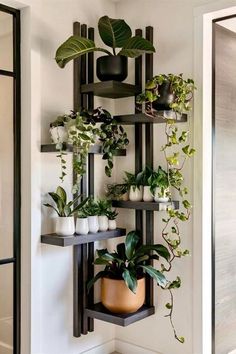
[
  {"xmin": 96, "ymin": 55, "xmax": 128, "ymax": 82},
  {"xmin": 152, "ymin": 81, "xmax": 175, "ymax": 110}
]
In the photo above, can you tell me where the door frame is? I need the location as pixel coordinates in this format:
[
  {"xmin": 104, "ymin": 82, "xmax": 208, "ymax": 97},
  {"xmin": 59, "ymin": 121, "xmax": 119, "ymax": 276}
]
[{"xmin": 0, "ymin": 3, "xmax": 21, "ymax": 354}]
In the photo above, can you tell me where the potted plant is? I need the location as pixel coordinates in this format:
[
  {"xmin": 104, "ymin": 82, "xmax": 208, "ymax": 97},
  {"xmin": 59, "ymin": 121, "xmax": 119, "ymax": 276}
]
[
  {"xmin": 148, "ymin": 166, "xmax": 170, "ymax": 203},
  {"xmin": 55, "ymin": 16, "xmax": 155, "ymax": 82},
  {"xmin": 136, "ymin": 166, "xmax": 154, "ymax": 202},
  {"xmin": 82, "ymin": 197, "xmax": 99, "ymax": 233},
  {"xmin": 43, "ymin": 186, "xmax": 88, "ymax": 236},
  {"xmin": 106, "ymin": 209, "xmax": 118, "ymax": 230},
  {"xmin": 97, "ymin": 199, "xmax": 111, "ymax": 232},
  {"xmin": 76, "ymin": 210, "xmax": 89, "ymax": 235},
  {"xmin": 136, "ymin": 74, "xmax": 196, "ymax": 118},
  {"xmin": 124, "ymin": 172, "xmax": 142, "ymax": 201},
  {"xmin": 88, "ymin": 231, "xmax": 169, "ymax": 313},
  {"xmin": 106, "ymin": 183, "xmax": 129, "ymax": 201},
  {"xmin": 50, "ymin": 114, "xmax": 70, "ymax": 144}
]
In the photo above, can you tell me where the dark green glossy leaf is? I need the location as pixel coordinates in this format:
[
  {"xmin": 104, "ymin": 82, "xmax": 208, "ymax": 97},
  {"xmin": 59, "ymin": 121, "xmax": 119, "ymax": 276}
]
[
  {"xmin": 55, "ymin": 36, "xmax": 111, "ymax": 68},
  {"xmin": 125, "ymin": 231, "xmax": 140, "ymax": 260},
  {"xmin": 98, "ymin": 16, "xmax": 131, "ymax": 49},
  {"xmin": 122, "ymin": 269, "xmax": 137, "ymax": 293},
  {"xmin": 87, "ymin": 271, "xmax": 107, "ymax": 292},
  {"xmin": 119, "ymin": 36, "xmax": 155, "ymax": 58},
  {"xmin": 140, "ymin": 265, "xmax": 168, "ymax": 287}
]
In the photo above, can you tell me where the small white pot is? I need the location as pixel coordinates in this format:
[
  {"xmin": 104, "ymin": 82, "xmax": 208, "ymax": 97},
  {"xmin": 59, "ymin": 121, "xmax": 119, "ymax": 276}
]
[
  {"xmin": 129, "ymin": 186, "xmax": 143, "ymax": 202},
  {"xmin": 154, "ymin": 188, "xmax": 169, "ymax": 203},
  {"xmin": 88, "ymin": 215, "xmax": 99, "ymax": 233},
  {"xmin": 76, "ymin": 218, "xmax": 89, "ymax": 235},
  {"xmin": 50, "ymin": 126, "xmax": 68, "ymax": 144},
  {"xmin": 55, "ymin": 217, "xmax": 75, "ymax": 236},
  {"xmin": 98, "ymin": 215, "xmax": 109, "ymax": 232},
  {"xmin": 143, "ymin": 186, "xmax": 154, "ymax": 202},
  {"xmin": 108, "ymin": 219, "xmax": 117, "ymax": 230}
]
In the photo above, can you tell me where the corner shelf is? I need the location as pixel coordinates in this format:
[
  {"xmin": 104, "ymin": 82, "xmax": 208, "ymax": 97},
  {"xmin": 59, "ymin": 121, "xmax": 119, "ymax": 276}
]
[
  {"xmin": 81, "ymin": 81, "xmax": 141, "ymax": 99},
  {"xmin": 85, "ymin": 303, "xmax": 155, "ymax": 327},
  {"xmin": 112, "ymin": 200, "xmax": 179, "ymax": 211},
  {"xmin": 114, "ymin": 112, "xmax": 188, "ymax": 125},
  {"xmin": 41, "ymin": 143, "xmax": 126, "ymax": 156},
  {"xmin": 41, "ymin": 228, "xmax": 126, "ymax": 247}
]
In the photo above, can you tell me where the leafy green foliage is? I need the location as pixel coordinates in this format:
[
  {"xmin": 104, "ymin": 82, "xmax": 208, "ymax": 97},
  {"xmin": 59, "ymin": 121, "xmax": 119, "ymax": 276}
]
[
  {"xmin": 123, "ymin": 171, "xmax": 140, "ymax": 190},
  {"xmin": 55, "ymin": 16, "xmax": 155, "ymax": 68},
  {"xmin": 43, "ymin": 186, "xmax": 88, "ymax": 217},
  {"xmin": 88, "ymin": 231, "xmax": 170, "ymax": 293},
  {"xmin": 106, "ymin": 183, "xmax": 128, "ymax": 200},
  {"xmin": 96, "ymin": 199, "xmax": 112, "ymax": 216},
  {"xmin": 136, "ymin": 73, "xmax": 196, "ymax": 116}
]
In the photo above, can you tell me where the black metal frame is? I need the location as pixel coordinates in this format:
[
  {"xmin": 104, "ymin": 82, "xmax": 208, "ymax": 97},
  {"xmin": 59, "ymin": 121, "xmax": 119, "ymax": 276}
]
[
  {"xmin": 0, "ymin": 3, "xmax": 21, "ymax": 354},
  {"xmin": 212, "ymin": 14, "xmax": 236, "ymax": 354}
]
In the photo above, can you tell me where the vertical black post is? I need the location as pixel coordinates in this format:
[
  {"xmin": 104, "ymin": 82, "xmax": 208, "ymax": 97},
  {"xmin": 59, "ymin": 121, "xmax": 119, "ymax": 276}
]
[
  {"xmin": 145, "ymin": 26, "xmax": 154, "ymax": 307},
  {"xmin": 72, "ymin": 22, "xmax": 83, "ymax": 338},
  {"xmin": 87, "ymin": 26, "xmax": 95, "ymax": 332},
  {"xmin": 135, "ymin": 29, "xmax": 143, "ymax": 237},
  {"xmin": 80, "ymin": 23, "xmax": 89, "ymax": 335}
]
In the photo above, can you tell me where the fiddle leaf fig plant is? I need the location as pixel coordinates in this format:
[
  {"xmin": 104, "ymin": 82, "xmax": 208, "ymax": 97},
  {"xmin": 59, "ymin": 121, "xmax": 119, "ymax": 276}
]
[{"xmin": 55, "ymin": 16, "xmax": 155, "ymax": 68}]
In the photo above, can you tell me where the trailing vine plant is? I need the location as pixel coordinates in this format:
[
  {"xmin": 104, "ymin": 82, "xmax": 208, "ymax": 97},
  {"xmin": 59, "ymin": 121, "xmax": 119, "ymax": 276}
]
[{"xmin": 160, "ymin": 120, "xmax": 195, "ymax": 343}]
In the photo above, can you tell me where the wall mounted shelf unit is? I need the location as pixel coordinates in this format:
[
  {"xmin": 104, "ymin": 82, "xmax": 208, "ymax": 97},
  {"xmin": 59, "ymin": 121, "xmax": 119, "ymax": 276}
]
[
  {"xmin": 41, "ymin": 21, "xmax": 187, "ymax": 339},
  {"xmin": 41, "ymin": 143, "xmax": 126, "ymax": 155}
]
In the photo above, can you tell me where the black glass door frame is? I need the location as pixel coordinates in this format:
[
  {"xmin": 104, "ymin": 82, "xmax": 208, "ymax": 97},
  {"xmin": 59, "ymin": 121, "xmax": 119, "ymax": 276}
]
[{"xmin": 0, "ymin": 3, "xmax": 21, "ymax": 354}]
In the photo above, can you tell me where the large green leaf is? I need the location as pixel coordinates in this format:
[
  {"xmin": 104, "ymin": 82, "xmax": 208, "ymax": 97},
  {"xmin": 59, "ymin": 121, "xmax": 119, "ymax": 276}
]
[
  {"xmin": 140, "ymin": 265, "xmax": 168, "ymax": 288},
  {"xmin": 70, "ymin": 196, "xmax": 89, "ymax": 216},
  {"xmin": 135, "ymin": 244, "xmax": 170, "ymax": 261},
  {"xmin": 122, "ymin": 269, "xmax": 137, "ymax": 293},
  {"xmin": 55, "ymin": 36, "xmax": 111, "ymax": 68},
  {"xmin": 125, "ymin": 231, "xmax": 140, "ymax": 260},
  {"xmin": 48, "ymin": 192, "xmax": 64, "ymax": 215},
  {"xmin": 98, "ymin": 16, "xmax": 132, "ymax": 51},
  {"xmin": 87, "ymin": 271, "xmax": 107, "ymax": 292},
  {"xmin": 119, "ymin": 36, "xmax": 155, "ymax": 58},
  {"xmin": 56, "ymin": 186, "xmax": 67, "ymax": 205}
]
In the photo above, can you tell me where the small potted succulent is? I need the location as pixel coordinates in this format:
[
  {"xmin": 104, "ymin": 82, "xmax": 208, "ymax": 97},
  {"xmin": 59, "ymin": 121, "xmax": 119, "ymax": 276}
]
[
  {"xmin": 82, "ymin": 197, "xmax": 99, "ymax": 233},
  {"xmin": 136, "ymin": 74, "xmax": 196, "ymax": 118},
  {"xmin": 136, "ymin": 166, "xmax": 154, "ymax": 202},
  {"xmin": 49, "ymin": 114, "xmax": 70, "ymax": 144},
  {"xmin": 124, "ymin": 172, "xmax": 142, "ymax": 201},
  {"xmin": 106, "ymin": 209, "xmax": 118, "ymax": 230},
  {"xmin": 55, "ymin": 16, "xmax": 155, "ymax": 82},
  {"xmin": 43, "ymin": 186, "xmax": 88, "ymax": 236},
  {"xmin": 106, "ymin": 183, "xmax": 129, "ymax": 201},
  {"xmin": 76, "ymin": 209, "xmax": 89, "ymax": 235},
  {"xmin": 88, "ymin": 231, "xmax": 169, "ymax": 313},
  {"xmin": 97, "ymin": 199, "xmax": 111, "ymax": 232}
]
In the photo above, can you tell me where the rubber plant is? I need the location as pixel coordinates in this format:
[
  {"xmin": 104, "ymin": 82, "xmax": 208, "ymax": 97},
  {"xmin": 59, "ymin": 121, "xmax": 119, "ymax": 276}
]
[{"xmin": 55, "ymin": 16, "xmax": 155, "ymax": 68}]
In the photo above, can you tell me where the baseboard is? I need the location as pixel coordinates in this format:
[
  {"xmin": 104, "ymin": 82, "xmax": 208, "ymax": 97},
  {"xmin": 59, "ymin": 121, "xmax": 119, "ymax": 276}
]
[
  {"xmin": 81, "ymin": 340, "xmax": 115, "ymax": 354},
  {"xmin": 115, "ymin": 339, "xmax": 162, "ymax": 354}
]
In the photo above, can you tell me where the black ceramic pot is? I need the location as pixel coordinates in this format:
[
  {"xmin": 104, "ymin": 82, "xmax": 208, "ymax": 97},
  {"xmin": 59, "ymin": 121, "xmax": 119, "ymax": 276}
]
[
  {"xmin": 96, "ymin": 55, "xmax": 128, "ymax": 82},
  {"xmin": 152, "ymin": 81, "xmax": 175, "ymax": 110}
]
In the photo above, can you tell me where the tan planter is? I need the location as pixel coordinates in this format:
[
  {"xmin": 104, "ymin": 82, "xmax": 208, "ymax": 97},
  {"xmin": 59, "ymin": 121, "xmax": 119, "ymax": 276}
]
[{"xmin": 101, "ymin": 277, "xmax": 145, "ymax": 314}]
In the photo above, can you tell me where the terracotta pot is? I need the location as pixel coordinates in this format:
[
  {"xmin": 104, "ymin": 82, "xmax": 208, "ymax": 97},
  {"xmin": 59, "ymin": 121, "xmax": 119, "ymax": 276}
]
[{"xmin": 101, "ymin": 277, "xmax": 145, "ymax": 314}]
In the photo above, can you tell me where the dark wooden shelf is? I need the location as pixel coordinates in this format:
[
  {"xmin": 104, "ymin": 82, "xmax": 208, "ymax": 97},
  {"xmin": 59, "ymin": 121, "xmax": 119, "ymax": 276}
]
[
  {"xmin": 114, "ymin": 112, "xmax": 188, "ymax": 125},
  {"xmin": 41, "ymin": 143, "xmax": 126, "ymax": 156},
  {"xmin": 112, "ymin": 200, "xmax": 179, "ymax": 211},
  {"xmin": 85, "ymin": 303, "xmax": 155, "ymax": 326},
  {"xmin": 41, "ymin": 228, "xmax": 126, "ymax": 247},
  {"xmin": 81, "ymin": 81, "xmax": 141, "ymax": 99}
]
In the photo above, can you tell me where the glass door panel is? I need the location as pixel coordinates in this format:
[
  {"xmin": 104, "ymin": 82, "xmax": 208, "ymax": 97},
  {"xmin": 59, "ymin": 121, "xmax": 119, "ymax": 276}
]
[{"xmin": 0, "ymin": 76, "xmax": 14, "ymax": 260}]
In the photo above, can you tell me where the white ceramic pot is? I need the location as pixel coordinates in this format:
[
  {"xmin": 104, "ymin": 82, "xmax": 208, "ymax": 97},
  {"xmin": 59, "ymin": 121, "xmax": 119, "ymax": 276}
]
[
  {"xmin": 55, "ymin": 217, "xmax": 75, "ymax": 236},
  {"xmin": 98, "ymin": 215, "xmax": 109, "ymax": 232},
  {"xmin": 88, "ymin": 215, "xmax": 99, "ymax": 233},
  {"xmin": 129, "ymin": 186, "xmax": 143, "ymax": 202},
  {"xmin": 154, "ymin": 188, "xmax": 169, "ymax": 203},
  {"xmin": 75, "ymin": 218, "xmax": 89, "ymax": 235},
  {"xmin": 143, "ymin": 186, "xmax": 154, "ymax": 202},
  {"xmin": 50, "ymin": 126, "xmax": 68, "ymax": 144},
  {"xmin": 108, "ymin": 219, "xmax": 117, "ymax": 230}
]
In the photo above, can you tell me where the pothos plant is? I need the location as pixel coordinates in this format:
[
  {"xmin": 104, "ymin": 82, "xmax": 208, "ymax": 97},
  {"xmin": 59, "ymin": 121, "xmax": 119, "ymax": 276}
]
[
  {"xmin": 159, "ymin": 120, "xmax": 195, "ymax": 343},
  {"xmin": 136, "ymin": 73, "xmax": 196, "ymax": 118},
  {"xmin": 53, "ymin": 107, "xmax": 129, "ymax": 193}
]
